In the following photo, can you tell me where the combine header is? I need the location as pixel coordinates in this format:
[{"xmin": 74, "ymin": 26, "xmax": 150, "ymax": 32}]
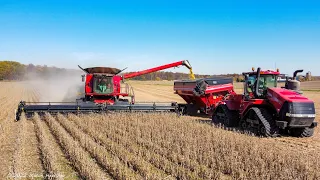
[
  {"xmin": 174, "ymin": 68, "xmax": 317, "ymax": 137},
  {"xmin": 16, "ymin": 60, "xmax": 194, "ymax": 120}
]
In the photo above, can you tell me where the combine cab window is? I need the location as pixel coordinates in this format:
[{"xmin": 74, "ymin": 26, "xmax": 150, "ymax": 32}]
[{"xmin": 93, "ymin": 76, "xmax": 113, "ymax": 94}]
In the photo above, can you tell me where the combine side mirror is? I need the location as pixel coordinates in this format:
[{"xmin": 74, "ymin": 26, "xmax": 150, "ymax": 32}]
[{"xmin": 81, "ymin": 75, "xmax": 85, "ymax": 82}]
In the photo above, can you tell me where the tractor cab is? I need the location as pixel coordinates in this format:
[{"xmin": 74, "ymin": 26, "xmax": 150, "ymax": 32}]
[{"xmin": 243, "ymin": 68, "xmax": 279, "ymax": 99}]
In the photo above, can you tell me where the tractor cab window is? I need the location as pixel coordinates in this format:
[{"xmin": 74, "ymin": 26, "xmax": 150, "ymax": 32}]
[
  {"xmin": 93, "ymin": 76, "xmax": 113, "ymax": 94},
  {"xmin": 247, "ymin": 74, "xmax": 277, "ymax": 95},
  {"xmin": 259, "ymin": 75, "xmax": 277, "ymax": 89}
]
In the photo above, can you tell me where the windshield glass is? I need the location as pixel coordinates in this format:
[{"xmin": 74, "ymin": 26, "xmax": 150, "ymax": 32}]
[
  {"xmin": 93, "ymin": 76, "xmax": 113, "ymax": 94},
  {"xmin": 247, "ymin": 74, "xmax": 277, "ymax": 94},
  {"xmin": 259, "ymin": 75, "xmax": 277, "ymax": 89}
]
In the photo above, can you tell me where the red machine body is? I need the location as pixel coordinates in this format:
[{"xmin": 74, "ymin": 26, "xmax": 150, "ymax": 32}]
[
  {"xmin": 81, "ymin": 60, "xmax": 193, "ymax": 104},
  {"xmin": 15, "ymin": 60, "xmax": 194, "ymax": 121},
  {"xmin": 174, "ymin": 68, "xmax": 317, "ymax": 137},
  {"xmin": 174, "ymin": 78, "xmax": 234, "ymax": 114}
]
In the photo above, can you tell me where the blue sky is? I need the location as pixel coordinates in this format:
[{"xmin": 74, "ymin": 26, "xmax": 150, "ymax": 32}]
[{"xmin": 0, "ymin": 0, "xmax": 319, "ymax": 75}]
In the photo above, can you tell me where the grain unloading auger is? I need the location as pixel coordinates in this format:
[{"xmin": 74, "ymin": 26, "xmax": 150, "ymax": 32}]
[{"xmin": 16, "ymin": 60, "xmax": 195, "ymax": 120}]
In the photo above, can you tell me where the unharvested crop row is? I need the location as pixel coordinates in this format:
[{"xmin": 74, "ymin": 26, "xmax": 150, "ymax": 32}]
[
  {"xmin": 73, "ymin": 113, "xmax": 320, "ymax": 180},
  {"xmin": 95, "ymin": 112, "xmax": 310, "ymax": 174},
  {"xmin": 74, "ymin": 113, "xmax": 215, "ymax": 177},
  {"xmin": 95, "ymin": 113, "xmax": 205, "ymax": 163},
  {"xmin": 56, "ymin": 114, "xmax": 154, "ymax": 180},
  {"xmin": 82, "ymin": 113, "xmax": 221, "ymax": 176},
  {"xmin": 44, "ymin": 114, "xmax": 109, "ymax": 180},
  {"xmin": 33, "ymin": 114, "xmax": 62, "ymax": 179},
  {"xmin": 70, "ymin": 114, "xmax": 208, "ymax": 179}
]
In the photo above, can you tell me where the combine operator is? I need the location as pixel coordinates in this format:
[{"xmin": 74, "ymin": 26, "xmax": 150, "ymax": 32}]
[{"xmin": 96, "ymin": 77, "xmax": 113, "ymax": 93}]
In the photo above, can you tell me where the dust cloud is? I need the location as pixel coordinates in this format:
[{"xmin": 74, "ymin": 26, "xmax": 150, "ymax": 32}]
[{"xmin": 22, "ymin": 69, "xmax": 84, "ymax": 102}]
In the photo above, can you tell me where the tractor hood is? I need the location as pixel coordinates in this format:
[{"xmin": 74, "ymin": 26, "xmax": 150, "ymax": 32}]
[
  {"xmin": 267, "ymin": 87, "xmax": 315, "ymax": 115},
  {"xmin": 267, "ymin": 87, "xmax": 316, "ymax": 128},
  {"xmin": 267, "ymin": 88, "xmax": 313, "ymax": 103}
]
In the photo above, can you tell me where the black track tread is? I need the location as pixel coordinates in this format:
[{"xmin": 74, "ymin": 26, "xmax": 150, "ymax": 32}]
[
  {"xmin": 212, "ymin": 104, "xmax": 238, "ymax": 127},
  {"xmin": 291, "ymin": 127, "xmax": 314, "ymax": 137},
  {"xmin": 250, "ymin": 107, "xmax": 278, "ymax": 137},
  {"xmin": 186, "ymin": 104, "xmax": 198, "ymax": 116}
]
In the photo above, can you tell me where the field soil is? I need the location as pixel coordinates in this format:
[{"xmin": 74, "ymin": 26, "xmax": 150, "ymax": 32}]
[{"xmin": 0, "ymin": 80, "xmax": 319, "ymax": 179}]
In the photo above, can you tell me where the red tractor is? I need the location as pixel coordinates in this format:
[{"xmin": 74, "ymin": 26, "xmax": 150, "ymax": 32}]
[
  {"xmin": 16, "ymin": 60, "xmax": 194, "ymax": 120},
  {"xmin": 174, "ymin": 68, "xmax": 317, "ymax": 137}
]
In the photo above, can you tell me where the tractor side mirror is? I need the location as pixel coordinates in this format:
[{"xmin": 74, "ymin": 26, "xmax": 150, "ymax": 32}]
[{"xmin": 81, "ymin": 75, "xmax": 85, "ymax": 82}]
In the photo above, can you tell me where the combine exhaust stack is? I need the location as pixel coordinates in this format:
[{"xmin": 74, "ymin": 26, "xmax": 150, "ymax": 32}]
[{"xmin": 16, "ymin": 101, "xmax": 178, "ymax": 121}]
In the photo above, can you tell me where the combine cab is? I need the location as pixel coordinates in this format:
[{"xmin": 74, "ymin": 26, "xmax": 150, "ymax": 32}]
[
  {"xmin": 16, "ymin": 60, "xmax": 195, "ymax": 120},
  {"xmin": 174, "ymin": 68, "xmax": 317, "ymax": 137}
]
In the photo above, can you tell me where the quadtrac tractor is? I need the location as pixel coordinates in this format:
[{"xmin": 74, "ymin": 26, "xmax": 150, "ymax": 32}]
[
  {"xmin": 16, "ymin": 60, "xmax": 195, "ymax": 120},
  {"xmin": 174, "ymin": 68, "xmax": 317, "ymax": 137}
]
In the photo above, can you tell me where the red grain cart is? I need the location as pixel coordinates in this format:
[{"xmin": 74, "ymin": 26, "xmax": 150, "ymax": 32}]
[{"xmin": 174, "ymin": 77, "xmax": 234, "ymax": 115}]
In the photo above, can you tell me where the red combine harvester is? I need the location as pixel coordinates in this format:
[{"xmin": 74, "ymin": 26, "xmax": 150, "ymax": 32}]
[
  {"xmin": 16, "ymin": 60, "xmax": 194, "ymax": 120},
  {"xmin": 174, "ymin": 68, "xmax": 317, "ymax": 137}
]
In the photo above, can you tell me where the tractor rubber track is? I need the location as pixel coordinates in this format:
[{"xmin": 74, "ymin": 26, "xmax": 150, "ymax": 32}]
[{"xmin": 251, "ymin": 107, "xmax": 279, "ymax": 137}]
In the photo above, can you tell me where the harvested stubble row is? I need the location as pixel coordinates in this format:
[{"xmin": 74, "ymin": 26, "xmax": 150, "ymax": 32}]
[
  {"xmin": 70, "ymin": 114, "xmax": 213, "ymax": 179},
  {"xmin": 10, "ymin": 113, "xmax": 28, "ymax": 177},
  {"xmin": 0, "ymin": 87, "xmax": 26, "ymax": 178},
  {"xmin": 44, "ymin": 114, "xmax": 109, "ymax": 180},
  {"xmin": 71, "ymin": 113, "xmax": 320, "ymax": 180}
]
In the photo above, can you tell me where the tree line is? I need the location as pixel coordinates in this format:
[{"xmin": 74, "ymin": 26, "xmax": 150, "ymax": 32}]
[
  {"xmin": 0, "ymin": 60, "xmax": 241, "ymax": 81},
  {"xmin": 1, "ymin": 60, "xmax": 318, "ymax": 81},
  {"xmin": 0, "ymin": 61, "xmax": 79, "ymax": 81}
]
